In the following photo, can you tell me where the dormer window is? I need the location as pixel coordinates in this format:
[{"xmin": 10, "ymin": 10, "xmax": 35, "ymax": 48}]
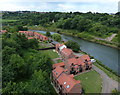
[
  {"xmin": 66, "ymin": 85, "xmax": 70, "ymax": 88},
  {"xmin": 64, "ymin": 82, "xmax": 66, "ymax": 84}
]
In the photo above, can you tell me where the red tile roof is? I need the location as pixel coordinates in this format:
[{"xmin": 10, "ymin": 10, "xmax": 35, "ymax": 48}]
[
  {"xmin": 0, "ymin": 30, "xmax": 7, "ymax": 33},
  {"xmin": 52, "ymin": 62, "xmax": 65, "ymax": 69},
  {"xmin": 28, "ymin": 37, "xmax": 34, "ymax": 39},
  {"xmin": 67, "ymin": 57, "xmax": 85, "ymax": 66},
  {"xmin": 79, "ymin": 55, "xmax": 91, "ymax": 64},
  {"xmin": 61, "ymin": 48, "xmax": 73, "ymax": 56},
  {"xmin": 56, "ymin": 43, "xmax": 64, "ymax": 48},
  {"xmin": 19, "ymin": 31, "xmax": 48, "ymax": 41},
  {"xmin": 57, "ymin": 73, "xmax": 81, "ymax": 92},
  {"xmin": 52, "ymin": 66, "xmax": 65, "ymax": 78}
]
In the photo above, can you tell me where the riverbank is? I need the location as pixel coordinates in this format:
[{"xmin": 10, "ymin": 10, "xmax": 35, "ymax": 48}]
[{"xmin": 28, "ymin": 26, "xmax": 120, "ymax": 50}]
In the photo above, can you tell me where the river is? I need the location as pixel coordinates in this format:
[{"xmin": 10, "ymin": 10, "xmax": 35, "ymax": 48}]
[{"xmin": 31, "ymin": 30, "xmax": 119, "ymax": 74}]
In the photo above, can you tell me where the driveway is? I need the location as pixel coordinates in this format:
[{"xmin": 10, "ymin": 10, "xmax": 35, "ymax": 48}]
[{"xmin": 93, "ymin": 65, "xmax": 120, "ymax": 93}]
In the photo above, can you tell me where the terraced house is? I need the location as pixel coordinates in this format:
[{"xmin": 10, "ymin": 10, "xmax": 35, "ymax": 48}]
[
  {"xmin": 18, "ymin": 31, "xmax": 48, "ymax": 41},
  {"xmin": 52, "ymin": 66, "xmax": 82, "ymax": 94},
  {"xmin": 52, "ymin": 43, "xmax": 93, "ymax": 94}
]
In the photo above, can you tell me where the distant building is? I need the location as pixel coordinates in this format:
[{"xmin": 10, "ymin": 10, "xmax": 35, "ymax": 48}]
[
  {"xmin": 55, "ymin": 44, "xmax": 75, "ymax": 60},
  {"xmin": 19, "ymin": 31, "xmax": 48, "ymax": 41},
  {"xmin": 0, "ymin": 30, "xmax": 7, "ymax": 34}
]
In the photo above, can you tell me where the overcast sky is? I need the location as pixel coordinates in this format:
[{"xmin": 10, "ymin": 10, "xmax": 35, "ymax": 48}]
[{"xmin": 0, "ymin": 0, "xmax": 119, "ymax": 13}]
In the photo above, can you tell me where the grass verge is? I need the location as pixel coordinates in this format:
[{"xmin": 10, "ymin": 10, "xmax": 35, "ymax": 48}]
[{"xmin": 75, "ymin": 70, "xmax": 102, "ymax": 93}]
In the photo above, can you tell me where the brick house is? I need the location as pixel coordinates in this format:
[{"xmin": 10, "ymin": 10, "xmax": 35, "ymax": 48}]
[
  {"xmin": 64, "ymin": 57, "xmax": 86, "ymax": 75},
  {"xmin": 52, "ymin": 66, "xmax": 82, "ymax": 95},
  {"xmin": 27, "ymin": 37, "xmax": 35, "ymax": 39},
  {"xmin": 55, "ymin": 43, "xmax": 65, "ymax": 52},
  {"xmin": 52, "ymin": 62, "xmax": 65, "ymax": 69},
  {"xmin": 19, "ymin": 31, "xmax": 48, "ymax": 41},
  {"xmin": 79, "ymin": 55, "xmax": 92, "ymax": 70},
  {"xmin": 0, "ymin": 30, "xmax": 7, "ymax": 34},
  {"xmin": 60, "ymin": 48, "xmax": 75, "ymax": 60}
]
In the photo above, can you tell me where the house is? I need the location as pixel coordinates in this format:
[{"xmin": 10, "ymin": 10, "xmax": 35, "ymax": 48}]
[
  {"xmin": 40, "ymin": 35, "xmax": 49, "ymax": 41},
  {"xmin": 55, "ymin": 43, "xmax": 75, "ymax": 60},
  {"xmin": 60, "ymin": 48, "xmax": 75, "ymax": 60},
  {"xmin": 64, "ymin": 57, "xmax": 86, "ymax": 75},
  {"xmin": 52, "ymin": 62, "xmax": 65, "ymax": 69},
  {"xmin": 79, "ymin": 55, "xmax": 92, "ymax": 70},
  {"xmin": 55, "ymin": 43, "xmax": 65, "ymax": 52},
  {"xmin": 28, "ymin": 37, "xmax": 35, "ymax": 39},
  {"xmin": 0, "ymin": 30, "xmax": 7, "ymax": 34},
  {"xmin": 19, "ymin": 31, "xmax": 48, "ymax": 41},
  {"xmin": 52, "ymin": 66, "xmax": 82, "ymax": 95}
]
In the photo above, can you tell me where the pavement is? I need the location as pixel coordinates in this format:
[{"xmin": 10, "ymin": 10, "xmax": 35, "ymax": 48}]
[
  {"xmin": 105, "ymin": 34, "xmax": 117, "ymax": 41},
  {"xmin": 92, "ymin": 65, "xmax": 120, "ymax": 93}
]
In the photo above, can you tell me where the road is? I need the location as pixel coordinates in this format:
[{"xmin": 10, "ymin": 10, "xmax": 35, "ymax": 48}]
[{"xmin": 93, "ymin": 65, "xmax": 120, "ymax": 93}]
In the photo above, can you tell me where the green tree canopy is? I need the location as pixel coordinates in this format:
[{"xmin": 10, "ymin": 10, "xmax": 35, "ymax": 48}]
[
  {"xmin": 65, "ymin": 40, "xmax": 80, "ymax": 52},
  {"xmin": 46, "ymin": 31, "xmax": 51, "ymax": 37},
  {"xmin": 51, "ymin": 33, "xmax": 61, "ymax": 42}
]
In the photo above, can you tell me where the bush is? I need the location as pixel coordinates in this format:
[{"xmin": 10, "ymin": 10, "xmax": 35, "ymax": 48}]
[
  {"xmin": 51, "ymin": 33, "xmax": 61, "ymax": 42},
  {"xmin": 46, "ymin": 31, "xmax": 51, "ymax": 37}
]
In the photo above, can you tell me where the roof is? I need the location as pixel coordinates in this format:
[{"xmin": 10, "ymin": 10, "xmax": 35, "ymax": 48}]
[
  {"xmin": 0, "ymin": 30, "xmax": 7, "ymax": 33},
  {"xmin": 59, "ymin": 45, "xmax": 67, "ymax": 51},
  {"xmin": 67, "ymin": 57, "xmax": 85, "ymax": 66},
  {"xmin": 52, "ymin": 66, "xmax": 65, "ymax": 78},
  {"xmin": 61, "ymin": 48, "xmax": 73, "ymax": 56},
  {"xmin": 79, "ymin": 55, "xmax": 91, "ymax": 64},
  {"xmin": 52, "ymin": 62, "xmax": 65, "ymax": 69},
  {"xmin": 80, "ymin": 55, "xmax": 90, "ymax": 61},
  {"xmin": 28, "ymin": 37, "xmax": 34, "ymax": 39},
  {"xmin": 57, "ymin": 73, "xmax": 81, "ymax": 92},
  {"xmin": 55, "ymin": 43, "xmax": 64, "ymax": 48}
]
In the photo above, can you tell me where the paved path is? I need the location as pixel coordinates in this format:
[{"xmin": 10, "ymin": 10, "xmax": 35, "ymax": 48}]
[
  {"xmin": 93, "ymin": 65, "xmax": 120, "ymax": 93},
  {"xmin": 95, "ymin": 33, "xmax": 117, "ymax": 42},
  {"xmin": 105, "ymin": 34, "xmax": 117, "ymax": 41}
]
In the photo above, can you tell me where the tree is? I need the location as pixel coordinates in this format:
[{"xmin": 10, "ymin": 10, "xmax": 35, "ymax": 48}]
[
  {"xmin": 65, "ymin": 40, "xmax": 80, "ymax": 52},
  {"xmin": 26, "ymin": 70, "xmax": 52, "ymax": 94},
  {"xmin": 51, "ymin": 33, "xmax": 61, "ymax": 42},
  {"xmin": 27, "ymin": 39, "xmax": 39, "ymax": 49},
  {"xmin": 46, "ymin": 31, "xmax": 51, "ymax": 37}
]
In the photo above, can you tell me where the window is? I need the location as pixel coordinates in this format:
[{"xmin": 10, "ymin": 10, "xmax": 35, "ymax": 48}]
[
  {"xmin": 71, "ymin": 68, "xmax": 74, "ymax": 71},
  {"xmin": 66, "ymin": 85, "xmax": 70, "ymax": 88},
  {"xmin": 64, "ymin": 82, "xmax": 66, "ymax": 84}
]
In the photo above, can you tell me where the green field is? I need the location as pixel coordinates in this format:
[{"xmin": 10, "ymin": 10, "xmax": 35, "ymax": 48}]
[
  {"xmin": 75, "ymin": 70, "xmax": 102, "ymax": 93},
  {"xmin": 0, "ymin": 19, "xmax": 18, "ymax": 23},
  {"xmin": 41, "ymin": 50, "xmax": 59, "ymax": 60}
]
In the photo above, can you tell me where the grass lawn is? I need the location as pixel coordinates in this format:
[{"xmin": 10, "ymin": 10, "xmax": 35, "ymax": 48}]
[
  {"xmin": 42, "ymin": 50, "xmax": 59, "ymax": 59},
  {"xmin": 75, "ymin": 70, "xmax": 102, "ymax": 93}
]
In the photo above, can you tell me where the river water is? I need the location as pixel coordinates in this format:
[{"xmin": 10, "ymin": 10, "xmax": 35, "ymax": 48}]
[{"xmin": 31, "ymin": 30, "xmax": 119, "ymax": 74}]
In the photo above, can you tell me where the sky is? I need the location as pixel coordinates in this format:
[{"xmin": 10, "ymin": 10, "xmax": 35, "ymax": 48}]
[{"xmin": 0, "ymin": 0, "xmax": 119, "ymax": 13}]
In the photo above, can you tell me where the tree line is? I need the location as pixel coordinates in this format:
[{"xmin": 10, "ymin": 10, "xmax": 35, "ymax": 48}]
[{"xmin": 2, "ymin": 12, "xmax": 120, "ymax": 39}]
